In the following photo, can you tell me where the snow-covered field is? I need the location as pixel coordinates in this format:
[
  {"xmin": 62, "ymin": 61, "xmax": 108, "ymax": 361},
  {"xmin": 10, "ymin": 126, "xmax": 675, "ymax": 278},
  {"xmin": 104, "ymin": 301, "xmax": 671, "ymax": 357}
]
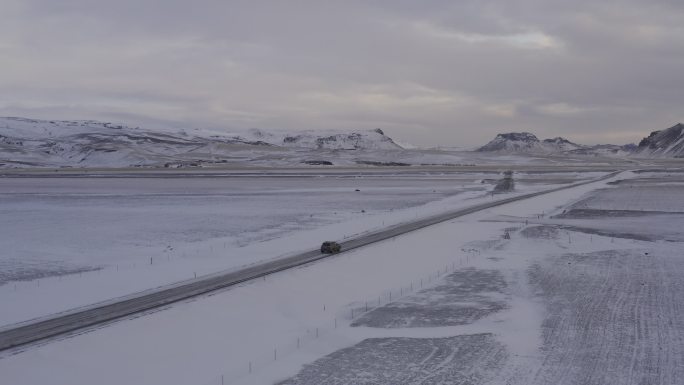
[
  {"xmin": 3, "ymin": 169, "xmax": 684, "ymax": 385},
  {"xmin": 0, "ymin": 170, "xmax": 602, "ymax": 327},
  {"xmin": 1, "ymin": 174, "xmax": 479, "ymax": 281}
]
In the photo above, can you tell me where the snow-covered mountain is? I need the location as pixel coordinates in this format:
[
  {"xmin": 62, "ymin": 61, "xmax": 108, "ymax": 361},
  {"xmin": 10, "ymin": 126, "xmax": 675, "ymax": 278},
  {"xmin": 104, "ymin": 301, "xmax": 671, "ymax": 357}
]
[
  {"xmin": 541, "ymin": 137, "xmax": 584, "ymax": 152},
  {"xmin": 476, "ymin": 132, "xmax": 546, "ymax": 152},
  {"xmin": 635, "ymin": 123, "xmax": 684, "ymax": 158},
  {"xmin": 566, "ymin": 143, "xmax": 636, "ymax": 157},
  {"xmin": 0, "ymin": 117, "xmax": 402, "ymax": 168},
  {"xmin": 477, "ymin": 132, "xmax": 584, "ymax": 153},
  {"xmin": 256, "ymin": 128, "xmax": 401, "ymax": 150},
  {"xmin": 477, "ymin": 131, "xmax": 640, "ymax": 157}
]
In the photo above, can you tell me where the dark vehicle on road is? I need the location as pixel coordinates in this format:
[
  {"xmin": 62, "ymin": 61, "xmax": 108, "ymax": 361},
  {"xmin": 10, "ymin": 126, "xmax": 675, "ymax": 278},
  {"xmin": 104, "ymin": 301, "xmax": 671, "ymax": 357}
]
[{"xmin": 320, "ymin": 241, "xmax": 341, "ymax": 254}]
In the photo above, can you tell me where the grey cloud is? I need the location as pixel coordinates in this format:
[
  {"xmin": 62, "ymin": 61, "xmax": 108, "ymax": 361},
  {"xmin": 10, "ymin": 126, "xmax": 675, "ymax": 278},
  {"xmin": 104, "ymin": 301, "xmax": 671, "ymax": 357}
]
[{"xmin": 1, "ymin": 0, "xmax": 682, "ymax": 147}]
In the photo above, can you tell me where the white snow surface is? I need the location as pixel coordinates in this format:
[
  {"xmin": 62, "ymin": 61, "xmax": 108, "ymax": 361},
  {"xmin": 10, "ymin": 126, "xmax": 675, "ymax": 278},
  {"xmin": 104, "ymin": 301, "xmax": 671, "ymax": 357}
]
[
  {"xmin": 0, "ymin": 171, "xmax": 603, "ymax": 327},
  {"xmin": 0, "ymin": 171, "xmax": 634, "ymax": 385}
]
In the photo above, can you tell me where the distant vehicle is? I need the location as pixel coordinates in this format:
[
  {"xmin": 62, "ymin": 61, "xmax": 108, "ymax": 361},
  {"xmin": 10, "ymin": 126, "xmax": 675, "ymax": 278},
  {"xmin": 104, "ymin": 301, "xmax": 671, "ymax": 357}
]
[{"xmin": 320, "ymin": 241, "xmax": 341, "ymax": 254}]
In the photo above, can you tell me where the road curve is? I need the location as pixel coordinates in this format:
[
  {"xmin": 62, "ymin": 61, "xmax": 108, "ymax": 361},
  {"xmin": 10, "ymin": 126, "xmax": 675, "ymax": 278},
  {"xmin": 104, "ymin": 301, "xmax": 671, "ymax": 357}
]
[{"xmin": 0, "ymin": 171, "xmax": 620, "ymax": 352}]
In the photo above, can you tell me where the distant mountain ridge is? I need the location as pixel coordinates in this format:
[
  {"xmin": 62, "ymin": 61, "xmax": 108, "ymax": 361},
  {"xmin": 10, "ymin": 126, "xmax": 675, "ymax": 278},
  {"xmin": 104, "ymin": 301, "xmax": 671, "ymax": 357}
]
[
  {"xmin": 477, "ymin": 132, "xmax": 585, "ymax": 153},
  {"xmin": 3, "ymin": 117, "xmax": 683, "ymax": 168},
  {"xmin": 477, "ymin": 131, "xmax": 639, "ymax": 156},
  {"xmin": 477, "ymin": 132, "xmax": 543, "ymax": 152},
  {"xmin": 0, "ymin": 117, "xmax": 402, "ymax": 168},
  {"xmin": 542, "ymin": 137, "xmax": 584, "ymax": 151}
]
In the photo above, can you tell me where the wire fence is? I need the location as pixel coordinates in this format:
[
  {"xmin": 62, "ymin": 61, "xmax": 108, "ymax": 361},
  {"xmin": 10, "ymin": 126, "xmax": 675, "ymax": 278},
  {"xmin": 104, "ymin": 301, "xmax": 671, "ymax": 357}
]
[
  {"xmin": 195, "ymin": 250, "xmax": 485, "ymax": 385},
  {"xmin": 1, "ymin": 227, "xmax": 521, "ymax": 385}
]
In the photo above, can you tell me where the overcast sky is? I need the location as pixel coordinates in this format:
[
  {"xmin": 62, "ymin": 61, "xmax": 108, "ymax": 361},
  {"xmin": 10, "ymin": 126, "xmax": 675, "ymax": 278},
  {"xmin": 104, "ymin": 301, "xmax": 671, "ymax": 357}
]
[{"xmin": 1, "ymin": 0, "xmax": 683, "ymax": 147}]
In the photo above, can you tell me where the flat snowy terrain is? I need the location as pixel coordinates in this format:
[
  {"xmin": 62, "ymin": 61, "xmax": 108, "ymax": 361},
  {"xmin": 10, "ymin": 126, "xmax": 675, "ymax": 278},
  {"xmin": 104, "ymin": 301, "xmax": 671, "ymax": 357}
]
[
  {"xmin": 3, "ymin": 169, "xmax": 681, "ymax": 385},
  {"xmin": 0, "ymin": 170, "xmax": 601, "ymax": 326},
  {"xmin": 2, "ymin": 169, "xmax": 684, "ymax": 385},
  {"xmin": 273, "ymin": 171, "xmax": 684, "ymax": 385}
]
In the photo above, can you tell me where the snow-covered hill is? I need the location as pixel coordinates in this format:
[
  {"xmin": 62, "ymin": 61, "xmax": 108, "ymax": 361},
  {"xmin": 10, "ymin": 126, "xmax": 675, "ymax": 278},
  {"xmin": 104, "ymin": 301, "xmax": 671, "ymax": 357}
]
[
  {"xmin": 0, "ymin": 117, "xmax": 403, "ymax": 168},
  {"xmin": 635, "ymin": 123, "xmax": 684, "ymax": 158},
  {"xmin": 477, "ymin": 132, "xmax": 544, "ymax": 152},
  {"xmin": 541, "ymin": 137, "xmax": 584, "ymax": 152},
  {"xmin": 477, "ymin": 132, "xmax": 637, "ymax": 157},
  {"xmin": 566, "ymin": 144, "xmax": 636, "ymax": 157},
  {"xmin": 477, "ymin": 132, "xmax": 585, "ymax": 153}
]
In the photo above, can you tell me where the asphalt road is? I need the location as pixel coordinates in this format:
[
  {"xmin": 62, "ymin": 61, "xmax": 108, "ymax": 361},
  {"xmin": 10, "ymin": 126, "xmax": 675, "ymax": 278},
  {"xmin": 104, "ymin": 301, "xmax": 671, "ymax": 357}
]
[{"xmin": 0, "ymin": 171, "xmax": 620, "ymax": 352}]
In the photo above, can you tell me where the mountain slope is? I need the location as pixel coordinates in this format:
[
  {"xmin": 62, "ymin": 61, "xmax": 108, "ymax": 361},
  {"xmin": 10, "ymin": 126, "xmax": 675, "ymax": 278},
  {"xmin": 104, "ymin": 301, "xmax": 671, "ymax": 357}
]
[
  {"xmin": 0, "ymin": 117, "xmax": 402, "ymax": 168},
  {"xmin": 477, "ymin": 132, "xmax": 585, "ymax": 153},
  {"xmin": 541, "ymin": 137, "xmax": 584, "ymax": 152},
  {"xmin": 477, "ymin": 131, "xmax": 640, "ymax": 157},
  {"xmin": 477, "ymin": 132, "xmax": 545, "ymax": 152},
  {"xmin": 635, "ymin": 123, "xmax": 684, "ymax": 157}
]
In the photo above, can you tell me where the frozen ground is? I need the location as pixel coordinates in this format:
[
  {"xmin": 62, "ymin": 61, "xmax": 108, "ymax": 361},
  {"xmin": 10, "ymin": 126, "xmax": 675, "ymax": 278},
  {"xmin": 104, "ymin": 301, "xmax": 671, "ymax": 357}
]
[
  {"xmin": 350, "ymin": 268, "xmax": 508, "ymax": 328},
  {"xmin": 527, "ymin": 248, "xmax": 684, "ymax": 385},
  {"xmin": 279, "ymin": 334, "xmax": 507, "ymax": 385},
  {"xmin": 0, "ymin": 169, "xmax": 630, "ymax": 385},
  {"xmin": 0, "ymin": 170, "xmax": 600, "ymax": 326},
  {"xmin": 3, "ymin": 170, "xmax": 684, "ymax": 385},
  {"xmin": 277, "ymin": 170, "xmax": 684, "ymax": 385},
  {"xmin": 0, "ymin": 175, "xmax": 476, "ymax": 282},
  {"xmin": 541, "ymin": 172, "xmax": 684, "ymax": 242}
]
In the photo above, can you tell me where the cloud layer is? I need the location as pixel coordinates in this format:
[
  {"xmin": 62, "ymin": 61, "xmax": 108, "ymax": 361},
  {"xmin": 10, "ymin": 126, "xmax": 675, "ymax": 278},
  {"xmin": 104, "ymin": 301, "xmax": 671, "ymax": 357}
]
[{"xmin": 1, "ymin": 0, "xmax": 683, "ymax": 146}]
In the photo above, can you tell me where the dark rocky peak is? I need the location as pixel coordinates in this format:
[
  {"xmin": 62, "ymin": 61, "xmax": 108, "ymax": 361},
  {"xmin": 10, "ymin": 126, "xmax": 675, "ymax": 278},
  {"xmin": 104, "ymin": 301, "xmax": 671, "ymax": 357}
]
[
  {"xmin": 543, "ymin": 137, "xmax": 573, "ymax": 144},
  {"xmin": 496, "ymin": 132, "xmax": 539, "ymax": 142},
  {"xmin": 477, "ymin": 132, "xmax": 542, "ymax": 152},
  {"xmin": 637, "ymin": 123, "xmax": 684, "ymax": 150}
]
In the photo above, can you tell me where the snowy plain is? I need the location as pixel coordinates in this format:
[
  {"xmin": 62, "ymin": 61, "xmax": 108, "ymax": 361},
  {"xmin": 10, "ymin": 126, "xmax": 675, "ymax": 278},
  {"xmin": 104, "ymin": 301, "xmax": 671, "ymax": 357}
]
[
  {"xmin": 0, "ymin": 170, "xmax": 653, "ymax": 385},
  {"xmin": 0, "ymin": 171, "xmax": 601, "ymax": 327}
]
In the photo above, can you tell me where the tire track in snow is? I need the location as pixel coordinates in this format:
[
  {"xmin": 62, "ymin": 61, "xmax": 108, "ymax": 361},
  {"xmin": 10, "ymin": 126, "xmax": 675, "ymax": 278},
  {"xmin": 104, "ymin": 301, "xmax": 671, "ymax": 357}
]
[{"xmin": 525, "ymin": 250, "xmax": 684, "ymax": 385}]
